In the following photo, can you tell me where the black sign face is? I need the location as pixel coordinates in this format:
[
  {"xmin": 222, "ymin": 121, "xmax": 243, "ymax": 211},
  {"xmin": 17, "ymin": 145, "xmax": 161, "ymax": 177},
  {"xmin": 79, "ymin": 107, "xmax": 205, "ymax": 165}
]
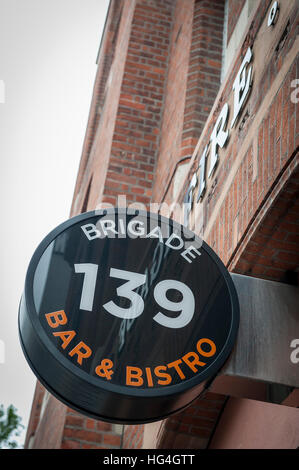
[{"xmin": 19, "ymin": 209, "xmax": 239, "ymax": 423}]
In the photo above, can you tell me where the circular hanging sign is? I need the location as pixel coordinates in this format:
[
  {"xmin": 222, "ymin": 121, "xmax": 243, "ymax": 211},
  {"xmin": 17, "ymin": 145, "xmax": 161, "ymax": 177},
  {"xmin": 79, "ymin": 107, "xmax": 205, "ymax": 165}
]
[{"xmin": 19, "ymin": 209, "xmax": 239, "ymax": 424}]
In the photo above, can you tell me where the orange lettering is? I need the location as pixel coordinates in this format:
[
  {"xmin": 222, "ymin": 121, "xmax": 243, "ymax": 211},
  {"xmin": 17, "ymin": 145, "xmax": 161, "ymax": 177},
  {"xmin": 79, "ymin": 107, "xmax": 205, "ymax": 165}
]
[
  {"xmin": 53, "ymin": 330, "xmax": 76, "ymax": 349},
  {"xmin": 145, "ymin": 367, "xmax": 153, "ymax": 387},
  {"xmin": 126, "ymin": 366, "xmax": 143, "ymax": 386},
  {"xmin": 69, "ymin": 341, "xmax": 92, "ymax": 365},
  {"xmin": 197, "ymin": 338, "xmax": 216, "ymax": 357},
  {"xmin": 167, "ymin": 359, "xmax": 185, "ymax": 379},
  {"xmin": 154, "ymin": 365, "xmax": 172, "ymax": 385},
  {"xmin": 45, "ymin": 310, "xmax": 67, "ymax": 328},
  {"xmin": 182, "ymin": 351, "xmax": 205, "ymax": 371}
]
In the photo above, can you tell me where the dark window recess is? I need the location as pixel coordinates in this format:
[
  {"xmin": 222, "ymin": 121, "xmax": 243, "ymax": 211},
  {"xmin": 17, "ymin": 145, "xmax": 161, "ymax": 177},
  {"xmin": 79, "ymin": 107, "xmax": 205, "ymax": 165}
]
[
  {"xmin": 267, "ymin": 383, "xmax": 294, "ymax": 404},
  {"xmin": 280, "ymin": 270, "xmax": 299, "ymax": 286}
]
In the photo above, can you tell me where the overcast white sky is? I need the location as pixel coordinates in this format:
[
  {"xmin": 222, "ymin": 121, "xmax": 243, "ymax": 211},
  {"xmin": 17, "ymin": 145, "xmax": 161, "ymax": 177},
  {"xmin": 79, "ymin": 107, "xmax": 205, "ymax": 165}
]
[{"xmin": 0, "ymin": 0, "xmax": 109, "ymax": 447}]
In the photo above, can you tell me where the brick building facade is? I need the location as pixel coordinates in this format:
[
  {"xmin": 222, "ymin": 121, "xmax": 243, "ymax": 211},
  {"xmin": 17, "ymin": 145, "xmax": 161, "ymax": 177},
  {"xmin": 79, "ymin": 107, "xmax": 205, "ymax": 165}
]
[{"xmin": 25, "ymin": 0, "xmax": 299, "ymax": 449}]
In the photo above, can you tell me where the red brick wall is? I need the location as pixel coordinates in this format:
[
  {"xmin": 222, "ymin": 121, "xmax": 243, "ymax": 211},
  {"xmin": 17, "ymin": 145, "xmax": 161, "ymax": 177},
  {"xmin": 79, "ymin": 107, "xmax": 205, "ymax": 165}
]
[
  {"xmin": 157, "ymin": 392, "xmax": 227, "ymax": 449},
  {"xmin": 30, "ymin": 394, "xmax": 66, "ymax": 449},
  {"xmin": 84, "ymin": 0, "xmax": 124, "ymax": 174},
  {"xmin": 71, "ymin": 0, "xmax": 138, "ymax": 215},
  {"xmin": 231, "ymin": 152, "xmax": 299, "ymax": 281},
  {"xmin": 122, "ymin": 424, "xmax": 144, "ymax": 449},
  {"xmin": 181, "ymin": 0, "xmax": 225, "ymax": 154},
  {"xmin": 152, "ymin": 0, "xmax": 194, "ymax": 203},
  {"xmin": 174, "ymin": 0, "xmax": 298, "ymax": 274},
  {"xmin": 153, "ymin": 0, "xmax": 225, "ymax": 204},
  {"xmin": 24, "ymin": 382, "xmax": 45, "ymax": 448},
  {"xmin": 61, "ymin": 408, "xmax": 121, "ymax": 449},
  {"xmin": 206, "ymin": 40, "xmax": 299, "ymax": 276},
  {"xmin": 71, "ymin": 0, "xmax": 124, "ymax": 210},
  {"xmin": 209, "ymin": 398, "xmax": 299, "ymax": 449},
  {"xmin": 101, "ymin": 0, "xmax": 175, "ymax": 208}
]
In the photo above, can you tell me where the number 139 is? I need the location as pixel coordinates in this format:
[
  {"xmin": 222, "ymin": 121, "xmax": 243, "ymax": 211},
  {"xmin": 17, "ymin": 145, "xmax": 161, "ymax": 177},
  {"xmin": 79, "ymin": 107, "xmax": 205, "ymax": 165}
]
[{"xmin": 74, "ymin": 263, "xmax": 195, "ymax": 329}]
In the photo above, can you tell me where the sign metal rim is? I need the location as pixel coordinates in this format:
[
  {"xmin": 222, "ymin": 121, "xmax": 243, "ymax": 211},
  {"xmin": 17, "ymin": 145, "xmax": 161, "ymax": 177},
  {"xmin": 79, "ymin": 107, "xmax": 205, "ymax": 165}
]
[{"xmin": 19, "ymin": 209, "xmax": 239, "ymax": 422}]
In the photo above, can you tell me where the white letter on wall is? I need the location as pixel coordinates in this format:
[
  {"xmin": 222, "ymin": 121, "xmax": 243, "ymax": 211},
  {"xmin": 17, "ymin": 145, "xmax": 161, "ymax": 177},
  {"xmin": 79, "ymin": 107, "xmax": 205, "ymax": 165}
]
[
  {"xmin": 208, "ymin": 103, "xmax": 229, "ymax": 178},
  {"xmin": 231, "ymin": 47, "xmax": 253, "ymax": 128}
]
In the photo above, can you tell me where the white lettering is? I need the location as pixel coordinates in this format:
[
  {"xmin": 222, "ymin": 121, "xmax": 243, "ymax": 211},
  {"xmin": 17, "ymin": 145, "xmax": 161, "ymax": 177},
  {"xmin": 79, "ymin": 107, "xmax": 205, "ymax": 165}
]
[
  {"xmin": 197, "ymin": 144, "xmax": 209, "ymax": 202},
  {"xmin": 208, "ymin": 102, "xmax": 229, "ymax": 178},
  {"xmin": 146, "ymin": 225, "xmax": 164, "ymax": 242},
  {"xmin": 99, "ymin": 219, "xmax": 118, "ymax": 237},
  {"xmin": 231, "ymin": 47, "xmax": 253, "ymax": 128},
  {"xmin": 127, "ymin": 219, "xmax": 145, "ymax": 237},
  {"xmin": 74, "ymin": 263, "xmax": 98, "ymax": 311},
  {"xmin": 184, "ymin": 172, "xmax": 197, "ymax": 226},
  {"xmin": 103, "ymin": 268, "xmax": 146, "ymax": 320},
  {"xmin": 181, "ymin": 245, "xmax": 201, "ymax": 263},
  {"xmin": 183, "ymin": 47, "xmax": 254, "ymax": 226},
  {"xmin": 165, "ymin": 232, "xmax": 184, "ymax": 250},
  {"xmin": 153, "ymin": 280, "xmax": 195, "ymax": 329},
  {"xmin": 81, "ymin": 223, "xmax": 101, "ymax": 240}
]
